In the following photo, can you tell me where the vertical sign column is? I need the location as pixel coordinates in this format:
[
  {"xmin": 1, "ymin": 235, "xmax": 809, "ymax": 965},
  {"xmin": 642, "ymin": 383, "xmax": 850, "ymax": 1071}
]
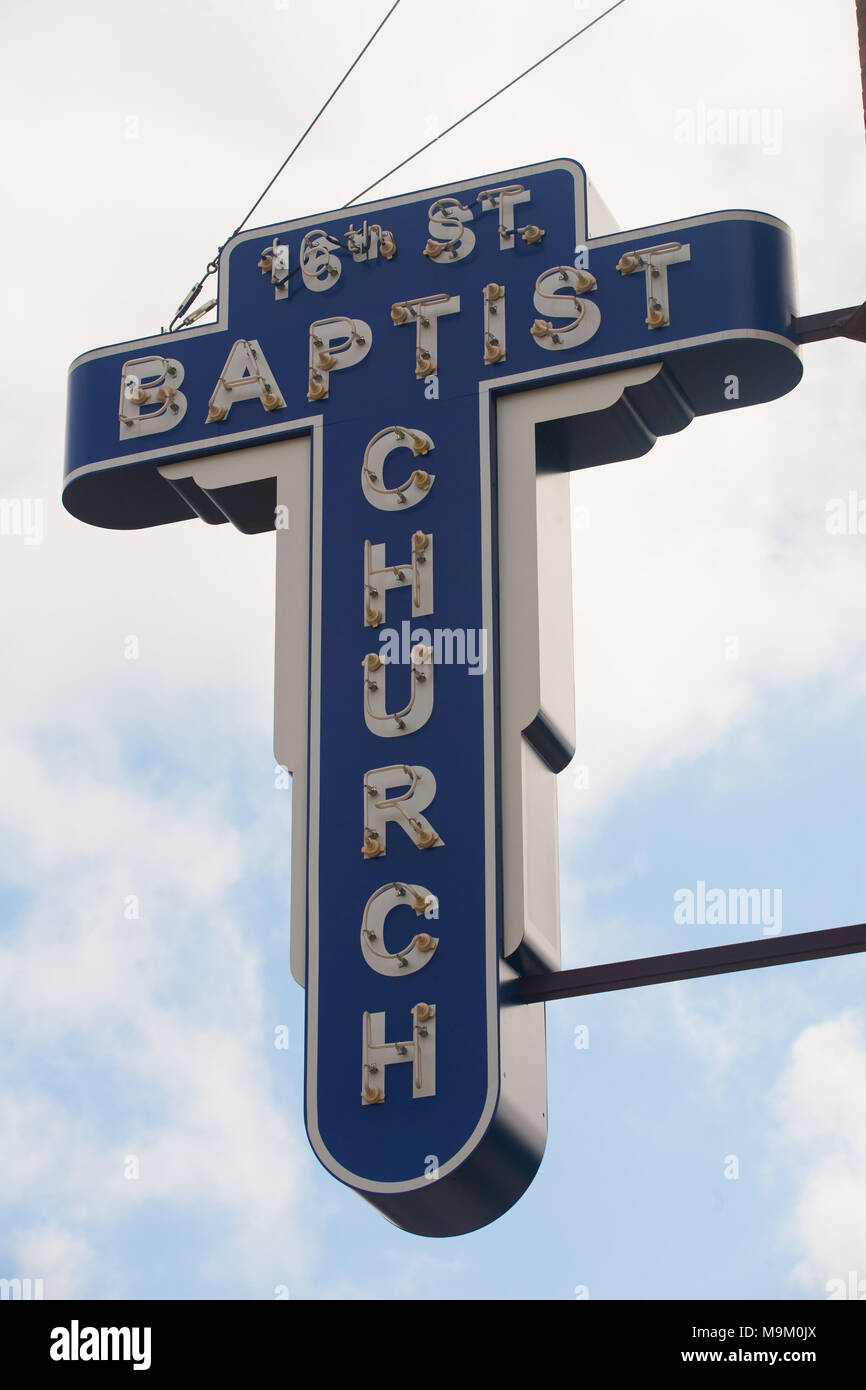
[{"xmin": 307, "ymin": 375, "xmax": 502, "ymax": 1230}]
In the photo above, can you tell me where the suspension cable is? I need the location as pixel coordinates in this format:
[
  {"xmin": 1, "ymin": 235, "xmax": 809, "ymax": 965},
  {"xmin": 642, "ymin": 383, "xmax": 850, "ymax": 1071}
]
[
  {"xmin": 166, "ymin": 0, "xmax": 403, "ymax": 331},
  {"xmin": 345, "ymin": 0, "xmax": 629, "ymax": 206}
]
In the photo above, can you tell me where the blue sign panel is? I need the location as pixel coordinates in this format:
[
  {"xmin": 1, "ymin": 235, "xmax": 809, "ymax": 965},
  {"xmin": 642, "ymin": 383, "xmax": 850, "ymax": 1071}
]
[{"xmin": 64, "ymin": 159, "xmax": 802, "ymax": 1236}]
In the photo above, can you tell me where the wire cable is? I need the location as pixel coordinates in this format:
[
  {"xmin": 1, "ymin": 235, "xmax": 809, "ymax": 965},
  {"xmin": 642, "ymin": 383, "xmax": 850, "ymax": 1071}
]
[
  {"xmin": 166, "ymin": 0, "xmax": 402, "ymax": 330},
  {"xmin": 233, "ymin": 0, "xmax": 402, "ymax": 237},
  {"xmin": 346, "ymin": 0, "xmax": 629, "ymax": 206}
]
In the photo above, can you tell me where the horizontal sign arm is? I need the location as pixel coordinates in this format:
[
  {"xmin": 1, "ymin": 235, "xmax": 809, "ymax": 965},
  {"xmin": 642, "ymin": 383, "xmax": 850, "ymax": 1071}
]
[
  {"xmin": 510, "ymin": 922, "xmax": 866, "ymax": 1004},
  {"xmin": 792, "ymin": 299, "xmax": 866, "ymax": 344}
]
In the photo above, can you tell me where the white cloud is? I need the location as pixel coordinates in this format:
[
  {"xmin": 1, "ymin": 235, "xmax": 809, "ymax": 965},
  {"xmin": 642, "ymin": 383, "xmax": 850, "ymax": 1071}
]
[
  {"xmin": 0, "ymin": 715, "xmax": 309, "ymax": 1295},
  {"xmin": 559, "ymin": 357, "xmax": 866, "ymax": 830},
  {"xmin": 312, "ymin": 1246, "xmax": 465, "ymax": 1301},
  {"xmin": 772, "ymin": 1012, "xmax": 866, "ymax": 1296},
  {"xmin": 5, "ymin": 1225, "xmax": 95, "ymax": 1301}
]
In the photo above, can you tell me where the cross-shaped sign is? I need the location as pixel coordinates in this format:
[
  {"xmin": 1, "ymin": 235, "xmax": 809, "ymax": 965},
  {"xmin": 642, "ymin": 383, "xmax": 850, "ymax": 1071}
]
[{"xmin": 64, "ymin": 158, "xmax": 802, "ymax": 1236}]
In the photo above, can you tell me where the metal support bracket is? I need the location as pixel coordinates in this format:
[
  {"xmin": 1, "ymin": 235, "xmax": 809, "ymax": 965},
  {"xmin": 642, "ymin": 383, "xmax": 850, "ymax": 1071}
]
[
  {"xmin": 508, "ymin": 923, "xmax": 866, "ymax": 1005},
  {"xmin": 792, "ymin": 300, "xmax": 866, "ymax": 344}
]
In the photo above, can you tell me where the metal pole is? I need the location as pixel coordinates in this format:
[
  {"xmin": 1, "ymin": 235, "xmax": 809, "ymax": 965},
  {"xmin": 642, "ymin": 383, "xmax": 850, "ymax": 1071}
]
[
  {"xmin": 790, "ymin": 8, "xmax": 866, "ymax": 335},
  {"xmin": 857, "ymin": 0, "xmax": 866, "ymax": 139},
  {"xmin": 511, "ymin": 923, "xmax": 866, "ymax": 1004},
  {"xmin": 792, "ymin": 303, "xmax": 866, "ymax": 344}
]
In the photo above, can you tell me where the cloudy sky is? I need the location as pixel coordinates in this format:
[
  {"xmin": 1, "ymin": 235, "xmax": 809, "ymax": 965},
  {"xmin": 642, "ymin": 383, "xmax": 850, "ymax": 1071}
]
[{"xmin": 1, "ymin": 0, "xmax": 865, "ymax": 1299}]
